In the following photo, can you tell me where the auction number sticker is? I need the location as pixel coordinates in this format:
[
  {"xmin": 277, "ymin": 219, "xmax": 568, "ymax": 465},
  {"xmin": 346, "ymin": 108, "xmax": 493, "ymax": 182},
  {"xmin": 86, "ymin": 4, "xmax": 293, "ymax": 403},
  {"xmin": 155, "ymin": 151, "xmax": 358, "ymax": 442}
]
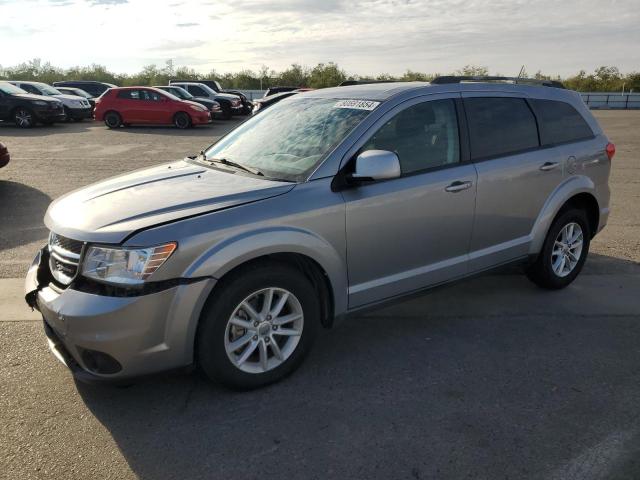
[{"xmin": 334, "ymin": 99, "xmax": 380, "ymax": 110}]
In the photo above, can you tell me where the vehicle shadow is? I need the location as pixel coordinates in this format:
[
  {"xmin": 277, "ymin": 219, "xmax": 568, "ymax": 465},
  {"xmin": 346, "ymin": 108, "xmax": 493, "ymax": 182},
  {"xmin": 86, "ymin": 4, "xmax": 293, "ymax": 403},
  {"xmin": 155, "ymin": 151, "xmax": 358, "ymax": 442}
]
[
  {"xmin": 75, "ymin": 252, "xmax": 640, "ymax": 479},
  {"xmin": 0, "ymin": 121, "xmax": 93, "ymax": 136},
  {"xmin": 105, "ymin": 120, "xmax": 242, "ymax": 136},
  {"xmin": 0, "ymin": 181, "xmax": 51, "ymax": 252}
]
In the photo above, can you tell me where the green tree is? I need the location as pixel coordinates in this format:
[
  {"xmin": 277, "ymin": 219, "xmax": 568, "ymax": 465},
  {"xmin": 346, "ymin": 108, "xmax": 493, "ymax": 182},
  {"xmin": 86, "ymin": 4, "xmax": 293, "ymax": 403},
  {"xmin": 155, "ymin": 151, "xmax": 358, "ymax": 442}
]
[{"xmin": 308, "ymin": 62, "xmax": 346, "ymax": 88}]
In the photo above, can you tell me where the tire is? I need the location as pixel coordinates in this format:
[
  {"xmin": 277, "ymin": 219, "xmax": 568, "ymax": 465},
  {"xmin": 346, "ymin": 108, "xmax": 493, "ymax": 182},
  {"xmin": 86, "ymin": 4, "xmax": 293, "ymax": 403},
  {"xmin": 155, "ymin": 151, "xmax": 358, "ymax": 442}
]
[
  {"xmin": 173, "ymin": 111, "xmax": 191, "ymax": 129},
  {"xmin": 526, "ymin": 208, "xmax": 591, "ymax": 289},
  {"xmin": 220, "ymin": 103, "xmax": 232, "ymax": 120},
  {"xmin": 104, "ymin": 111, "xmax": 122, "ymax": 129},
  {"xmin": 63, "ymin": 107, "xmax": 73, "ymax": 122},
  {"xmin": 197, "ymin": 262, "xmax": 321, "ymax": 390},
  {"xmin": 13, "ymin": 107, "xmax": 35, "ymax": 128}
]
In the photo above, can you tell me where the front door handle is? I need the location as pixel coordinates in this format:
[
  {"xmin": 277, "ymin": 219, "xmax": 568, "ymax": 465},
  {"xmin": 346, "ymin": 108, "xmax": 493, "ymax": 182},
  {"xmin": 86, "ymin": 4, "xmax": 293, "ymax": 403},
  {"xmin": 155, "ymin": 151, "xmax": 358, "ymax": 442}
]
[
  {"xmin": 445, "ymin": 181, "xmax": 473, "ymax": 193},
  {"xmin": 540, "ymin": 161, "xmax": 560, "ymax": 171}
]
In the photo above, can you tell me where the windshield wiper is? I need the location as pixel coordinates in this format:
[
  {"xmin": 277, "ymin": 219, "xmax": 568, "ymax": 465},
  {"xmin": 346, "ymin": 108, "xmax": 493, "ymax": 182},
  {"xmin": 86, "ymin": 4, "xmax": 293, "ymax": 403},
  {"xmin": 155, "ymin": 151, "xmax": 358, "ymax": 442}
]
[{"xmin": 197, "ymin": 151, "xmax": 264, "ymax": 176}]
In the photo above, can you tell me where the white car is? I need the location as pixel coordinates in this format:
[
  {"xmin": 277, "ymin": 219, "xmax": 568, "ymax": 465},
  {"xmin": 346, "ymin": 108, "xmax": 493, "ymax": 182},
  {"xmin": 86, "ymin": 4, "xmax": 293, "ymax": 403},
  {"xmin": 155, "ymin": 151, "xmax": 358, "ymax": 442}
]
[{"xmin": 8, "ymin": 81, "xmax": 93, "ymax": 121}]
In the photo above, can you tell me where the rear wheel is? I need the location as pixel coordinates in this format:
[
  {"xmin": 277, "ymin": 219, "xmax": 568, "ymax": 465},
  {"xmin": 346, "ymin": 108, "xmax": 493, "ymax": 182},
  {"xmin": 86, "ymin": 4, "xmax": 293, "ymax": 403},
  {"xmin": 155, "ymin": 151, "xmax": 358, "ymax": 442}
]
[
  {"xmin": 197, "ymin": 262, "xmax": 320, "ymax": 390},
  {"xmin": 173, "ymin": 112, "xmax": 191, "ymax": 129},
  {"xmin": 526, "ymin": 208, "xmax": 590, "ymax": 289},
  {"xmin": 104, "ymin": 111, "xmax": 122, "ymax": 129},
  {"xmin": 13, "ymin": 108, "xmax": 35, "ymax": 128}
]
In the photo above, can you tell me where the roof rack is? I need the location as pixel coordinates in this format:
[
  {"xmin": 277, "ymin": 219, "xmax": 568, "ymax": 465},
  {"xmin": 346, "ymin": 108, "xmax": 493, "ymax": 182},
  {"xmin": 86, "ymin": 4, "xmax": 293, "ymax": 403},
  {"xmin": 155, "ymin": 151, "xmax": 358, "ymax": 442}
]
[
  {"xmin": 339, "ymin": 80, "xmax": 398, "ymax": 86},
  {"xmin": 430, "ymin": 76, "xmax": 565, "ymax": 89}
]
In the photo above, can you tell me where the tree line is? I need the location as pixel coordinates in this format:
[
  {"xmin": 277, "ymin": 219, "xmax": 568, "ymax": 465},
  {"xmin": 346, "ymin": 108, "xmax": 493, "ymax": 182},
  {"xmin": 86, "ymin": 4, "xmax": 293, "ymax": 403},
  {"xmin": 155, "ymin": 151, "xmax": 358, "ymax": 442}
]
[{"xmin": 1, "ymin": 59, "xmax": 638, "ymax": 92}]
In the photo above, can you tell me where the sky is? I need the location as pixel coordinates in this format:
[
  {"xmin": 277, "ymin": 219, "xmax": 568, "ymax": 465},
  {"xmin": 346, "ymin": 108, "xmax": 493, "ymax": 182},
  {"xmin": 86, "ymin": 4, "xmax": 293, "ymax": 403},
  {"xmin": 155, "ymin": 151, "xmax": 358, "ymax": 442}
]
[{"xmin": 0, "ymin": 0, "xmax": 638, "ymax": 77}]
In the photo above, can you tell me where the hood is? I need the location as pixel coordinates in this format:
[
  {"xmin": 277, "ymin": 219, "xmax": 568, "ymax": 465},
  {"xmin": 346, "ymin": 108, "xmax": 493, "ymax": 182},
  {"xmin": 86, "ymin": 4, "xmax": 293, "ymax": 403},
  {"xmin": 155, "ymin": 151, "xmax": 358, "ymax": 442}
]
[
  {"xmin": 181, "ymin": 99, "xmax": 208, "ymax": 109},
  {"xmin": 45, "ymin": 160, "xmax": 295, "ymax": 244},
  {"xmin": 214, "ymin": 92, "xmax": 241, "ymax": 101},
  {"xmin": 15, "ymin": 93, "xmax": 60, "ymax": 103},
  {"xmin": 53, "ymin": 93, "xmax": 89, "ymax": 102}
]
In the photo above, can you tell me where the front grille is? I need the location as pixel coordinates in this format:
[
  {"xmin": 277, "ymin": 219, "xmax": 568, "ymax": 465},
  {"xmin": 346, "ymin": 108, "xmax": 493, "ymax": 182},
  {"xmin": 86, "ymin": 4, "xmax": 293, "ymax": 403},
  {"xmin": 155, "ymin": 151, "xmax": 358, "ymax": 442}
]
[
  {"xmin": 50, "ymin": 233, "xmax": 83, "ymax": 255},
  {"xmin": 48, "ymin": 232, "xmax": 84, "ymax": 286}
]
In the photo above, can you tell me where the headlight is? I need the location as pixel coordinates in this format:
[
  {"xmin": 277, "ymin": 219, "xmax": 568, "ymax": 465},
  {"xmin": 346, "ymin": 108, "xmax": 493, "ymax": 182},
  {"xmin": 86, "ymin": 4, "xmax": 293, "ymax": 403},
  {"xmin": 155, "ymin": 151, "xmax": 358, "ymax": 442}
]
[
  {"xmin": 189, "ymin": 105, "xmax": 206, "ymax": 112},
  {"xmin": 33, "ymin": 100, "xmax": 48, "ymax": 106},
  {"xmin": 82, "ymin": 242, "xmax": 177, "ymax": 285}
]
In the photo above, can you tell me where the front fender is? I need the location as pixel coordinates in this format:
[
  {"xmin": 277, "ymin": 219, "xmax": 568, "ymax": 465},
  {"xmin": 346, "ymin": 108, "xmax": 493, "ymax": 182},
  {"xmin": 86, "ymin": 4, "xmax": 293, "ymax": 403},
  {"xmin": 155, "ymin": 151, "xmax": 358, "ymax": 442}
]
[
  {"xmin": 184, "ymin": 226, "xmax": 348, "ymax": 315},
  {"xmin": 529, "ymin": 175, "xmax": 598, "ymax": 255}
]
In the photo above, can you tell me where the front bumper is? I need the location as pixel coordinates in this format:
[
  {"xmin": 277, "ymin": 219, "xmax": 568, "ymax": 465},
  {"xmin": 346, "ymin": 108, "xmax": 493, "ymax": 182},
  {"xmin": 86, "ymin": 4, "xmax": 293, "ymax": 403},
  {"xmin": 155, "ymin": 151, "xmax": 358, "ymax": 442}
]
[
  {"xmin": 67, "ymin": 106, "xmax": 93, "ymax": 120},
  {"xmin": 25, "ymin": 248, "xmax": 215, "ymax": 382},
  {"xmin": 192, "ymin": 111, "xmax": 212, "ymax": 125},
  {"xmin": 33, "ymin": 107, "xmax": 66, "ymax": 123}
]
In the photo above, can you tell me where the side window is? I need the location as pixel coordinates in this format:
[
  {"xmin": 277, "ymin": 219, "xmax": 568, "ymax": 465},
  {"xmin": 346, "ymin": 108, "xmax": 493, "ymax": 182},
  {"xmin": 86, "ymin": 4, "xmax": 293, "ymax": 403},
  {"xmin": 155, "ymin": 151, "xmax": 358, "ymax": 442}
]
[
  {"xmin": 117, "ymin": 90, "xmax": 141, "ymax": 100},
  {"xmin": 21, "ymin": 84, "xmax": 40, "ymax": 95},
  {"xmin": 530, "ymin": 99, "xmax": 594, "ymax": 145},
  {"xmin": 362, "ymin": 99, "xmax": 460, "ymax": 175},
  {"xmin": 464, "ymin": 97, "xmax": 539, "ymax": 160},
  {"xmin": 189, "ymin": 86, "xmax": 206, "ymax": 97}
]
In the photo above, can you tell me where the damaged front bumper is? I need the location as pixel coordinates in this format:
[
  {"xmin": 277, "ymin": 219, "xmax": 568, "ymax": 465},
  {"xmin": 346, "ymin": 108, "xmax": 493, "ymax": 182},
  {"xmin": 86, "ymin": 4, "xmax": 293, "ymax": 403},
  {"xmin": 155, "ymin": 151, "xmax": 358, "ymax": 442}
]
[{"xmin": 25, "ymin": 248, "xmax": 215, "ymax": 383}]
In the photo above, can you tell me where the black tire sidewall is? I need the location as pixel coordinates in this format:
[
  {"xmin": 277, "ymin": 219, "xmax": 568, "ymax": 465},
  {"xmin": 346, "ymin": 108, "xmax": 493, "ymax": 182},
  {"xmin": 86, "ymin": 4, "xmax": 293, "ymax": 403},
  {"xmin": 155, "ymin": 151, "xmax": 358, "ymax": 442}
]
[
  {"xmin": 104, "ymin": 112, "xmax": 121, "ymax": 128},
  {"xmin": 174, "ymin": 112, "xmax": 191, "ymax": 129},
  {"xmin": 536, "ymin": 208, "xmax": 591, "ymax": 288},
  {"xmin": 197, "ymin": 264, "xmax": 320, "ymax": 389}
]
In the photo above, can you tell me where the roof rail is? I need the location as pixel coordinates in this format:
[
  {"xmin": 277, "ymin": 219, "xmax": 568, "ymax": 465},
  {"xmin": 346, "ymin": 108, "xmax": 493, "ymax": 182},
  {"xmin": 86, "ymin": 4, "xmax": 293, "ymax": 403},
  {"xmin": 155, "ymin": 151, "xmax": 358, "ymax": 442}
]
[
  {"xmin": 430, "ymin": 76, "xmax": 565, "ymax": 89},
  {"xmin": 339, "ymin": 80, "xmax": 398, "ymax": 86}
]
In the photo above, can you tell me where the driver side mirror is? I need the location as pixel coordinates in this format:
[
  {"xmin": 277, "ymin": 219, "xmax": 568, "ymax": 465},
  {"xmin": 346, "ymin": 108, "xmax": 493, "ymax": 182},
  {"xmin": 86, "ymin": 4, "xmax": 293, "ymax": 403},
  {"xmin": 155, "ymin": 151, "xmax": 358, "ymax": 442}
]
[{"xmin": 350, "ymin": 150, "xmax": 401, "ymax": 182}]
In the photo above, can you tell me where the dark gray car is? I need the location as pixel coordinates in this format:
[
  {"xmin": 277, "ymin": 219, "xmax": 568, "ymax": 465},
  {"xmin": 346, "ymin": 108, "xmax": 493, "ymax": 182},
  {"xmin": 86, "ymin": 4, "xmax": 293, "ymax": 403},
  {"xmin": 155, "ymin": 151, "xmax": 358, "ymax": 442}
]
[{"xmin": 25, "ymin": 78, "xmax": 613, "ymax": 389}]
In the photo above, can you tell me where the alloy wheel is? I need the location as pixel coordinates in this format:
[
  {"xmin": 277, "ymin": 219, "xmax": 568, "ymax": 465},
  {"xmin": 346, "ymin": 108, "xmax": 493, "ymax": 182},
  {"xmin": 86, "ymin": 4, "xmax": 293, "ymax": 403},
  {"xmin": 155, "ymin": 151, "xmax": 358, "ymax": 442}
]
[
  {"xmin": 551, "ymin": 222, "xmax": 584, "ymax": 277},
  {"xmin": 224, "ymin": 287, "xmax": 304, "ymax": 374},
  {"xmin": 15, "ymin": 109, "xmax": 33, "ymax": 127}
]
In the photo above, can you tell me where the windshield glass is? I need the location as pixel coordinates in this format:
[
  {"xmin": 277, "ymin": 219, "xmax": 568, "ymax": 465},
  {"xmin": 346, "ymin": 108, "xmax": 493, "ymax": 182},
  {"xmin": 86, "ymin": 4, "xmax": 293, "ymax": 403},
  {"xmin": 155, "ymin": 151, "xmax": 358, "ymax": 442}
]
[
  {"xmin": 70, "ymin": 89, "xmax": 92, "ymax": 98},
  {"xmin": 39, "ymin": 84, "xmax": 62, "ymax": 95},
  {"xmin": 204, "ymin": 97, "xmax": 377, "ymax": 182},
  {"xmin": 0, "ymin": 82, "xmax": 27, "ymax": 94},
  {"xmin": 169, "ymin": 87, "xmax": 192, "ymax": 99}
]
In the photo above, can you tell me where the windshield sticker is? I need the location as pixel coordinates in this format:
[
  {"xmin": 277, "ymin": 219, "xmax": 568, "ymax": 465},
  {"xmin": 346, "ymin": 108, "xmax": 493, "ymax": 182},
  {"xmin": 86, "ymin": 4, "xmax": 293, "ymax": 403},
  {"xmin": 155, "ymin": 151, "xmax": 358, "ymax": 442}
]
[{"xmin": 333, "ymin": 99, "xmax": 380, "ymax": 111}]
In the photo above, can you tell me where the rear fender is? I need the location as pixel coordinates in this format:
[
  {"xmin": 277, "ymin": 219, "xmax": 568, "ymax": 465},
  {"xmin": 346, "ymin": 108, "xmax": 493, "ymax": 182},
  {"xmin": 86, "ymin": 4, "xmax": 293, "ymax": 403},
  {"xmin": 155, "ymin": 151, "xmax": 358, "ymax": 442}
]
[{"xmin": 529, "ymin": 175, "xmax": 597, "ymax": 255}]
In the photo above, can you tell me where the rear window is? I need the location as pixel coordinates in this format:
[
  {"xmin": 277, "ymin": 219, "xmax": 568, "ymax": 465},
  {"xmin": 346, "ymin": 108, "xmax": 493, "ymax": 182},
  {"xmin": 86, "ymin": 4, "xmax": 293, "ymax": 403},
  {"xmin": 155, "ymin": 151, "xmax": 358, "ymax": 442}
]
[
  {"xmin": 530, "ymin": 99, "xmax": 594, "ymax": 145},
  {"xmin": 464, "ymin": 97, "xmax": 539, "ymax": 160}
]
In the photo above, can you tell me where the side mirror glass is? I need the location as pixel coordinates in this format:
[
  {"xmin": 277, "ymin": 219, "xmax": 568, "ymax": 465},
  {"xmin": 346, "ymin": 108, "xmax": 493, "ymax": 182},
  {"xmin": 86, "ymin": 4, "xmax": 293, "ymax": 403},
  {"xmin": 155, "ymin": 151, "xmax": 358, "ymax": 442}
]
[{"xmin": 351, "ymin": 150, "xmax": 401, "ymax": 182}]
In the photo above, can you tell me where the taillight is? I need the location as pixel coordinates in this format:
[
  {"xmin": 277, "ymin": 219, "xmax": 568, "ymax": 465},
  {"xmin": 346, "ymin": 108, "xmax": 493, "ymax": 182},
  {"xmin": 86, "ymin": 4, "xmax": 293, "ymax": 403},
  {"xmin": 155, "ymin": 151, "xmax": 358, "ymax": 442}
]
[{"xmin": 606, "ymin": 142, "xmax": 616, "ymax": 160}]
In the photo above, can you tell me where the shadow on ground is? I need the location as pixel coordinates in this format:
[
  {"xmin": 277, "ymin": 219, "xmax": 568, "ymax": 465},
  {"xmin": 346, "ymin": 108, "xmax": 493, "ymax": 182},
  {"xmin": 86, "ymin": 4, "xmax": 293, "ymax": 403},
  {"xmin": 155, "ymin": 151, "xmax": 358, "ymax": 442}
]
[
  {"xmin": 105, "ymin": 120, "xmax": 238, "ymax": 136},
  {"xmin": 0, "ymin": 121, "xmax": 93, "ymax": 136},
  {"xmin": 76, "ymin": 253, "xmax": 640, "ymax": 479},
  {"xmin": 0, "ymin": 181, "xmax": 51, "ymax": 252}
]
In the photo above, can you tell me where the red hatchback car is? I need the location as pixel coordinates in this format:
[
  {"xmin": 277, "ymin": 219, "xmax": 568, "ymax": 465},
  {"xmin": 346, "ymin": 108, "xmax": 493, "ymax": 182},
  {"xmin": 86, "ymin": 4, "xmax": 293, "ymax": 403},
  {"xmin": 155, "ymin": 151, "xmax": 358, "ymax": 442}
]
[{"xmin": 94, "ymin": 87, "xmax": 211, "ymax": 129}]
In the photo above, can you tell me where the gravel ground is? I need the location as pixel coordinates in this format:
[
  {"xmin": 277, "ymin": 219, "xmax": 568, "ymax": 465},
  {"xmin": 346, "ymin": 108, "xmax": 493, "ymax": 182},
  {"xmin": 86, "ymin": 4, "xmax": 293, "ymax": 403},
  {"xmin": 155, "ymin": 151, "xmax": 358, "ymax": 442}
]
[{"xmin": 0, "ymin": 111, "xmax": 639, "ymax": 480}]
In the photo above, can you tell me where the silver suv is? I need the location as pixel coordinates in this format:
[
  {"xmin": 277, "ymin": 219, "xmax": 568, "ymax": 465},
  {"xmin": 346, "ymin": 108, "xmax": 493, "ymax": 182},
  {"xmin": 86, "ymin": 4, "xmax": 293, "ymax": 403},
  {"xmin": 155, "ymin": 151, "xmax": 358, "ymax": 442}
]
[{"xmin": 25, "ymin": 77, "xmax": 613, "ymax": 389}]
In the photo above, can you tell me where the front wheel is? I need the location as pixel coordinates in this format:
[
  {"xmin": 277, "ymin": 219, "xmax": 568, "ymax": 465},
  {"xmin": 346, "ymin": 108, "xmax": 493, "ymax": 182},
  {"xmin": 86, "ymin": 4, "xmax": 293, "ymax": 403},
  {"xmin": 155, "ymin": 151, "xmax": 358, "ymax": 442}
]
[
  {"xmin": 197, "ymin": 262, "xmax": 320, "ymax": 389},
  {"xmin": 220, "ymin": 104, "xmax": 232, "ymax": 120},
  {"xmin": 526, "ymin": 208, "xmax": 591, "ymax": 289},
  {"xmin": 174, "ymin": 112, "xmax": 191, "ymax": 129},
  {"xmin": 14, "ymin": 108, "xmax": 35, "ymax": 128}
]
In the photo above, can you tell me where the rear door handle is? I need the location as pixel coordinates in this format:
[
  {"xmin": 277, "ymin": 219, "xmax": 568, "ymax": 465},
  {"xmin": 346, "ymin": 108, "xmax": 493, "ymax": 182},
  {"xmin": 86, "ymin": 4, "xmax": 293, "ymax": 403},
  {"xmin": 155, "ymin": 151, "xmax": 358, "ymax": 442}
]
[
  {"xmin": 540, "ymin": 161, "xmax": 560, "ymax": 171},
  {"xmin": 445, "ymin": 181, "xmax": 473, "ymax": 193}
]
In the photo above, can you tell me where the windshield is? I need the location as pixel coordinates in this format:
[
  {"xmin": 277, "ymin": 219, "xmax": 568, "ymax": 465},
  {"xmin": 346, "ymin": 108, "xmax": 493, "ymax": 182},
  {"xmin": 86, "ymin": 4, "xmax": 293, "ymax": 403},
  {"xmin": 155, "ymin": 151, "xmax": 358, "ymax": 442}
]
[
  {"xmin": 69, "ymin": 88, "xmax": 92, "ymax": 98},
  {"xmin": 38, "ymin": 84, "xmax": 62, "ymax": 95},
  {"xmin": 0, "ymin": 82, "xmax": 27, "ymax": 94},
  {"xmin": 168, "ymin": 87, "xmax": 192, "ymax": 99},
  {"xmin": 203, "ymin": 97, "xmax": 377, "ymax": 182}
]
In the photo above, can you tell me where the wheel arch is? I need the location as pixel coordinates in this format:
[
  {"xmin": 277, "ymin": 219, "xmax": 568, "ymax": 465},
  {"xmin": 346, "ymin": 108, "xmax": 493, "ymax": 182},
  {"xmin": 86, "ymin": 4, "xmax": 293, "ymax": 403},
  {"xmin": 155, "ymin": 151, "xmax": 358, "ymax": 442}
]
[
  {"xmin": 185, "ymin": 227, "xmax": 347, "ymax": 323},
  {"xmin": 529, "ymin": 176, "xmax": 600, "ymax": 255}
]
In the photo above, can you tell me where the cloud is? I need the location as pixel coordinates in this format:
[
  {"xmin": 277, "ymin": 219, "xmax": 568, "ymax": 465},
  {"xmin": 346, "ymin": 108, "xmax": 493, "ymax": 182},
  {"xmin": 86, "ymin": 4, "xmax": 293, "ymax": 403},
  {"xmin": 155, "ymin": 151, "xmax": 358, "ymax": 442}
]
[
  {"xmin": 175, "ymin": 22, "xmax": 199, "ymax": 27},
  {"xmin": 88, "ymin": 0, "xmax": 127, "ymax": 5}
]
